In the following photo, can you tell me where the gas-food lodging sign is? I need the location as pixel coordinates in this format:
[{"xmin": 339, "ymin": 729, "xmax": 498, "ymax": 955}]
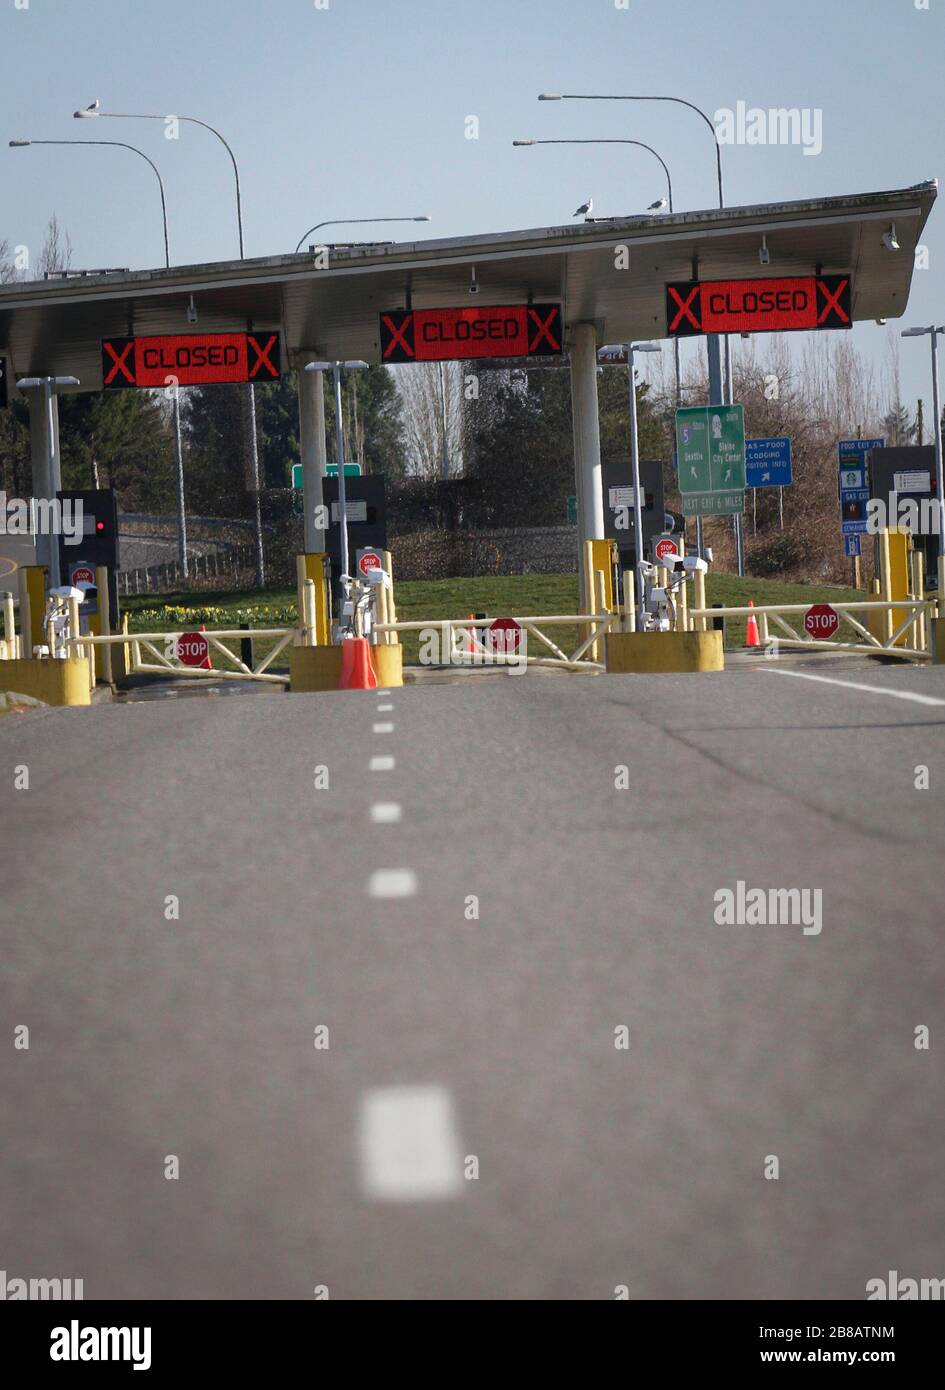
[{"xmin": 666, "ymin": 275, "xmax": 852, "ymax": 337}]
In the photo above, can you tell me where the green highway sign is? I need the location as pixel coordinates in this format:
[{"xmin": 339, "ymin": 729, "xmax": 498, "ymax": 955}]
[
  {"xmin": 566, "ymin": 494, "xmax": 577, "ymax": 526},
  {"xmin": 291, "ymin": 462, "xmax": 362, "ymax": 488},
  {"xmin": 675, "ymin": 404, "xmax": 746, "ymax": 516}
]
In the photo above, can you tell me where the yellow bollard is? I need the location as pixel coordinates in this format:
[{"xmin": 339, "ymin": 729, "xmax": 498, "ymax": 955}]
[
  {"xmin": 297, "ymin": 553, "xmax": 331, "ymax": 645},
  {"xmin": 23, "ymin": 565, "xmax": 46, "ymax": 654}
]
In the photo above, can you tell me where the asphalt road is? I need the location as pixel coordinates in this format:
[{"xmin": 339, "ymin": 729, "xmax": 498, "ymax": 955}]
[{"xmin": 1, "ymin": 656, "xmax": 944, "ymax": 1300}]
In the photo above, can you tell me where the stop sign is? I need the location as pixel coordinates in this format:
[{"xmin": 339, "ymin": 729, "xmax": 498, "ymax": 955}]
[
  {"xmin": 654, "ymin": 538, "xmax": 679, "ymax": 563},
  {"xmin": 484, "ymin": 616, "xmax": 523, "ymax": 654},
  {"xmin": 804, "ymin": 604, "xmax": 839, "ymax": 640},
  {"xmin": 358, "ymin": 550, "xmax": 382, "ymax": 578},
  {"xmin": 176, "ymin": 631, "xmax": 211, "ymax": 668},
  {"xmin": 70, "ymin": 564, "xmax": 96, "ymax": 588}
]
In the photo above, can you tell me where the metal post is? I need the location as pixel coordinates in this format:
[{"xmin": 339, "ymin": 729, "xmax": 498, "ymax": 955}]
[
  {"xmin": 626, "ymin": 344, "xmax": 647, "ymax": 629},
  {"xmin": 299, "ymin": 357, "xmax": 328, "ymax": 552},
  {"xmin": 569, "ymin": 323, "xmax": 604, "ymax": 614},
  {"xmin": 246, "ymin": 384, "xmax": 265, "ymax": 587},
  {"xmin": 930, "ymin": 328, "xmax": 945, "ymax": 597},
  {"xmin": 440, "ymin": 361, "xmax": 450, "ymax": 480},
  {"xmin": 331, "ymin": 364, "xmax": 350, "ymax": 578},
  {"xmin": 95, "ymin": 565, "xmax": 112, "ymax": 685},
  {"xmin": 172, "ymin": 390, "xmax": 189, "ymax": 576}
]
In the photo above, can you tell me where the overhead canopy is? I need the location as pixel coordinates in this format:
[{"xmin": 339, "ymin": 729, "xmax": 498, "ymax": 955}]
[{"xmin": 0, "ymin": 180, "xmax": 936, "ymax": 391}]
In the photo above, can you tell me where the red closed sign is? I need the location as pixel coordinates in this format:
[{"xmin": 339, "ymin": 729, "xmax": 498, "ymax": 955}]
[
  {"xmin": 804, "ymin": 604, "xmax": 839, "ymax": 639},
  {"xmin": 666, "ymin": 275, "xmax": 852, "ymax": 337},
  {"xmin": 380, "ymin": 304, "xmax": 562, "ymax": 363},
  {"xmin": 102, "ymin": 332, "xmax": 280, "ymax": 388}
]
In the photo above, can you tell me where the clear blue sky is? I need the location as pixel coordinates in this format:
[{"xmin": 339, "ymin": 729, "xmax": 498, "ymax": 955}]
[{"xmin": 2, "ymin": 0, "xmax": 943, "ymax": 408}]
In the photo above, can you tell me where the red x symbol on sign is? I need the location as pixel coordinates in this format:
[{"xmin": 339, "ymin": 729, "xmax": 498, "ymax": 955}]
[
  {"xmin": 248, "ymin": 333, "xmax": 279, "ymax": 379},
  {"xmin": 527, "ymin": 306, "xmax": 561, "ymax": 353},
  {"xmin": 103, "ymin": 339, "xmax": 135, "ymax": 386},
  {"xmin": 381, "ymin": 312, "xmax": 414, "ymax": 360},
  {"xmin": 816, "ymin": 277, "xmax": 850, "ymax": 326},
  {"xmin": 667, "ymin": 285, "xmax": 701, "ymax": 333}
]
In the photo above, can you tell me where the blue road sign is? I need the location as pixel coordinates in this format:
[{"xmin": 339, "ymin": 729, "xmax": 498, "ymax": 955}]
[
  {"xmin": 837, "ymin": 438, "xmax": 883, "ymax": 537},
  {"xmin": 746, "ymin": 437, "xmax": 792, "ymax": 488},
  {"xmin": 844, "ymin": 534, "xmax": 862, "ymax": 558}
]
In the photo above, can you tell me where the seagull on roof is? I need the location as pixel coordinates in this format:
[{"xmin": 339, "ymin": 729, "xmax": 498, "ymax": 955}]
[
  {"xmin": 647, "ymin": 197, "xmax": 668, "ymax": 212},
  {"xmin": 573, "ymin": 196, "xmax": 593, "ymax": 220}
]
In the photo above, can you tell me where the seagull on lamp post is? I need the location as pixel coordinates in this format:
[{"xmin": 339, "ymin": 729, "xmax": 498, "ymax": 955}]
[
  {"xmin": 573, "ymin": 196, "xmax": 593, "ymax": 220},
  {"xmin": 75, "ymin": 98, "xmax": 100, "ymax": 117}
]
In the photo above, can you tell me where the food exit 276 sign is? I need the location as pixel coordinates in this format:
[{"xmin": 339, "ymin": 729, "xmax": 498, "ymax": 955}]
[
  {"xmin": 666, "ymin": 274, "xmax": 852, "ymax": 337},
  {"xmin": 380, "ymin": 304, "xmax": 562, "ymax": 363},
  {"xmin": 102, "ymin": 332, "xmax": 281, "ymax": 388}
]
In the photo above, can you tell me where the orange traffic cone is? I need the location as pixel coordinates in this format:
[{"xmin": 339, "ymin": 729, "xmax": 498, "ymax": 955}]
[
  {"xmin": 197, "ymin": 622, "xmax": 213, "ymax": 669},
  {"xmin": 337, "ymin": 636, "xmax": 378, "ymax": 690},
  {"xmin": 745, "ymin": 601, "xmax": 760, "ymax": 649},
  {"xmin": 466, "ymin": 613, "xmax": 476, "ymax": 655}
]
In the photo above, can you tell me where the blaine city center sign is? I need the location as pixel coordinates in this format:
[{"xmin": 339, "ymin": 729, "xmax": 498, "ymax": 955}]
[{"xmin": 676, "ymin": 405, "xmax": 747, "ymax": 516}]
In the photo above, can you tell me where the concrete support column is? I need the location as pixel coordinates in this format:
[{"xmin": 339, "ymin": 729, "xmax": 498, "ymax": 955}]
[
  {"xmin": 27, "ymin": 384, "xmax": 62, "ymax": 587},
  {"xmin": 569, "ymin": 322, "xmax": 604, "ymax": 613},
  {"xmin": 298, "ymin": 354, "xmax": 329, "ymax": 553}
]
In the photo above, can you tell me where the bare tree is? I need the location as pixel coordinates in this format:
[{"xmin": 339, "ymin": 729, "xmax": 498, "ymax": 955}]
[{"xmin": 394, "ymin": 361, "xmax": 464, "ymax": 479}]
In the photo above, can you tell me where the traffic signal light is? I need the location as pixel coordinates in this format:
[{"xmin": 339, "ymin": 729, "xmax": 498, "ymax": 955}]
[{"xmin": 56, "ymin": 488, "xmax": 120, "ymax": 574}]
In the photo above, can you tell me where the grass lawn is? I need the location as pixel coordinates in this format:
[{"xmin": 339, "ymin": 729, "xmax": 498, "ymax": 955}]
[{"xmin": 120, "ymin": 570, "xmax": 866, "ymax": 671}]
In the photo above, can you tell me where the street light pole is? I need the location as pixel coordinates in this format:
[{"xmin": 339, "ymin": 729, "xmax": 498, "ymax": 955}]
[
  {"xmin": 304, "ymin": 361, "xmax": 369, "ymax": 583},
  {"xmin": 903, "ymin": 326, "xmax": 945, "ymax": 594},
  {"xmin": 294, "ymin": 215, "xmax": 430, "ymax": 254},
  {"xmin": 626, "ymin": 342, "xmax": 661, "ymax": 629},
  {"xmin": 76, "ymin": 103, "xmax": 265, "ymax": 585},
  {"xmin": 9, "ymin": 138, "xmax": 188, "ymax": 578},
  {"xmin": 537, "ymin": 92, "xmax": 734, "ymax": 565}
]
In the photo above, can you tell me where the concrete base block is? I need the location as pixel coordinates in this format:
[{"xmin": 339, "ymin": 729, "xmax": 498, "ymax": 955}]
[
  {"xmin": 930, "ymin": 617, "xmax": 945, "ymax": 664},
  {"xmin": 290, "ymin": 643, "xmax": 405, "ymax": 692},
  {"xmin": 606, "ymin": 630, "xmax": 724, "ymax": 674},
  {"xmin": 0, "ymin": 657, "xmax": 92, "ymax": 706},
  {"xmin": 372, "ymin": 645, "xmax": 404, "ymax": 688}
]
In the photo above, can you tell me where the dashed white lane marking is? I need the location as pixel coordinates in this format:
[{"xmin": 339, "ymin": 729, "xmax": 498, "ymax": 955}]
[
  {"xmin": 376, "ymin": 690, "xmax": 390, "ymax": 697},
  {"xmin": 377, "ymin": 703, "xmax": 394, "ymax": 713},
  {"xmin": 765, "ymin": 667, "xmax": 945, "ymax": 707},
  {"xmin": 369, "ymin": 755, "xmax": 395, "ymax": 771},
  {"xmin": 359, "ymin": 1085, "xmax": 462, "ymax": 1202},
  {"xmin": 370, "ymin": 802, "xmax": 402, "ymax": 824},
  {"xmin": 368, "ymin": 869, "xmax": 417, "ymax": 898},
  {"xmin": 372, "ymin": 721, "xmax": 394, "ymax": 733}
]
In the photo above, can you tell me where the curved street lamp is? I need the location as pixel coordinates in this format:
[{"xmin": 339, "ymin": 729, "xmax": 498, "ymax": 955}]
[
  {"xmin": 294, "ymin": 216, "xmax": 430, "ymax": 255},
  {"xmin": 9, "ymin": 137, "xmax": 189, "ymax": 577}
]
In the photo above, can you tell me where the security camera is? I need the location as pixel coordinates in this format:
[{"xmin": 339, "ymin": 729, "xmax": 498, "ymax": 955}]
[
  {"xmin": 469, "ymin": 266, "xmax": 479, "ymax": 295},
  {"xmin": 758, "ymin": 236, "xmax": 770, "ymax": 267},
  {"xmin": 364, "ymin": 566, "xmax": 388, "ymax": 586},
  {"xmin": 186, "ymin": 295, "xmax": 198, "ymax": 324},
  {"xmin": 881, "ymin": 225, "xmax": 900, "ymax": 252},
  {"xmin": 705, "ymin": 546, "xmax": 714, "ymax": 564}
]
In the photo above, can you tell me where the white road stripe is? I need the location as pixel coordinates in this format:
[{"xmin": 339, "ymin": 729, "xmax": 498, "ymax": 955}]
[
  {"xmin": 765, "ymin": 667, "xmax": 945, "ymax": 707},
  {"xmin": 369, "ymin": 755, "xmax": 395, "ymax": 771},
  {"xmin": 359, "ymin": 1085, "xmax": 462, "ymax": 1202},
  {"xmin": 376, "ymin": 690, "xmax": 390, "ymax": 697},
  {"xmin": 377, "ymin": 703, "xmax": 394, "ymax": 713},
  {"xmin": 368, "ymin": 869, "xmax": 417, "ymax": 898},
  {"xmin": 373, "ymin": 722, "xmax": 394, "ymax": 733},
  {"xmin": 370, "ymin": 802, "xmax": 402, "ymax": 824}
]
